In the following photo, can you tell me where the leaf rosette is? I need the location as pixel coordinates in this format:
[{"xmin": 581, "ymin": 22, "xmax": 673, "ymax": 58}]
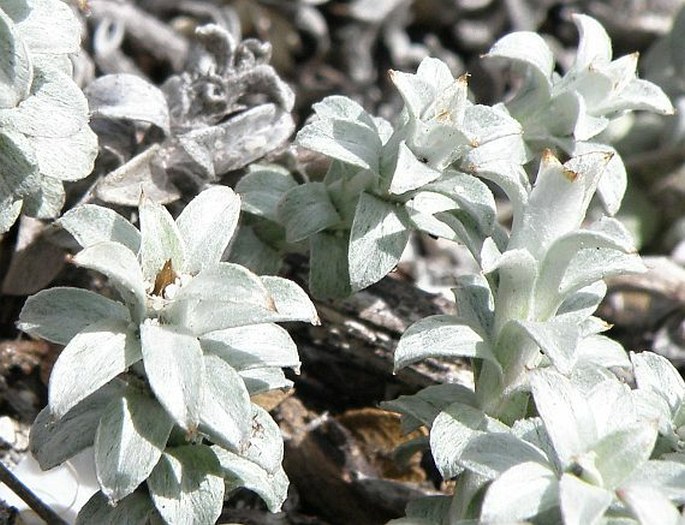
[{"xmin": 20, "ymin": 187, "xmax": 318, "ymax": 523}]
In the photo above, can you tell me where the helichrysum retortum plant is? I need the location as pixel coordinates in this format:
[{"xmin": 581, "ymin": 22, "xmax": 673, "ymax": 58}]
[
  {"xmin": 283, "ymin": 13, "xmax": 685, "ymax": 525},
  {"xmin": 0, "ymin": 0, "xmax": 98, "ymax": 233},
  {"xmin": 18, "ymin": 187, "xmax": 318, "ymax": 523}
]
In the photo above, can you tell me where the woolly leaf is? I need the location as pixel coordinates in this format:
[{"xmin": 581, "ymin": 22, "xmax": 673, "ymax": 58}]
[
  {"xmin": 95, "ymin": 388, "xmax": 173, "ymax": 503},
  {"xmin": 349, "ymin": 192, "xmax": 409, "ymax": 292},
  {"xmin": 140, "ymin": 322, "xmax": 203, "ymax": 431},
  {"xmin": 59, "ymin": 204, "xmax": 141, "ymax": 253},
  {"xmin": 176, "ymin": 186, "xmax": 240, "ymax": 273},
  {"xmin": 19, "ymin": 287, "xmax": 130, "ymax": 345},
  {"xmin": 48, "ymin": 320, "xmax": 141, "ymax": 419}
]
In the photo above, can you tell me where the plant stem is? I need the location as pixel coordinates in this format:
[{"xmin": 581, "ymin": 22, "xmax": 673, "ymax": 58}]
[{"xmin": 0, "ymin": 461, "xmax": 69, "ymax": 525}]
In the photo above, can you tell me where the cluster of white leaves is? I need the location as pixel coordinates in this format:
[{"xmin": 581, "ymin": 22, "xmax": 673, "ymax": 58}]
[
  {"xmin": 487, "ymin": 14, "xmax": 673, "ymax": 214},
  {"xmin": 0, "ymin": 0, "xmax": 97, "ymax": 233},
  {"xmin": 19, "ymin": 187, "xmax": 318, "ymax": 524},
  {"xmin": 234, "ymin": 57, "xmax": 525, "ymax": 298},
  {"xmin": 382, "ymin": 15, "xmax": 685, "ymax": 525}
]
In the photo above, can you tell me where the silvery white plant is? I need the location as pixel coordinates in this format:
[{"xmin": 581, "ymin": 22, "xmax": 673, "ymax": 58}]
[
  {"xmin": 485, "ymin": 13, "xmax": 673, "ymax": 214},
  {"xmin": 18, "ymin": 187, "xmax": 318, "ymax": 523},
  {"xmin": 235, "ymin": 56, "xmax": 527, "ymax": 298},
  {"xmin": 280, "ymin": 12, "xmax": 684, "ymax": 524},
  {"xmin": 0, "ymin": 0, "xmax": 98, "ymax": 233}
]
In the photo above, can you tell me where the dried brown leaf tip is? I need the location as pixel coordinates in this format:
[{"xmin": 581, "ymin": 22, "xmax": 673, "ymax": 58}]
[{"xmin": 152, "ymin": 259, "xmax": 178, "ymax": 296}]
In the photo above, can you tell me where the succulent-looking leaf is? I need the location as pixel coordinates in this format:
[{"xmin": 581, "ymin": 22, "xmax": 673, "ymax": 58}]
[
  {"xmin": 148, "ymin": 445, "xmax": 224, "ymax": 525},
  {"xmin": 48, "ymin": 320, "xmax": 141, "ymax": 419},
  {"xmin": 18, "ymin": 287, "xmax": 130, "ymax": 345},
  {"xmin": 140, "ymin": 322, "xmax": 203, "ymax": 431},
  {"xmin": 175, "ymin": 186, "xmax": 241, "ymax": 274},
  {"xmin": 95, "ymin": 388, "xmax": 173, "ymax": 503}
]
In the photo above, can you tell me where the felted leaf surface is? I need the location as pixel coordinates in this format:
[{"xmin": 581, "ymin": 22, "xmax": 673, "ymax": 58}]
[
  {"xmin": 200, "ymin": 323, "xmax": 299, "ymax": 371},
  {"xmin": 260, "ymin": 275, "xmax": 319, "ymax": 324},
  {"xmin": 4, "ymin": 0, "xmax": 81, "ymax": 55},
  {"xmin": 429, "ymin": 402, "xmax": 487, "ymax": 479},
  {"xmin": 394, "ymin": 315, "xmax": 493, "ymax": 372},
  {"xmin": 175, "ymin": 186, "xmax": 240, "ymax": 274},
  {"xmin": 388, "ymin": 141, "xmax": 441, "ymax": 195},
  {"xmin": 85, "ymin": 74, "xmax": 170, "ymax": 134},
  {"xmin": 213, "ymin": 440, "xmax": 289, "ymax": 512},
  {"xmin": 31, "ymin": 124, "xmax": 98, "ymax": 181},
  {"xmin": 148, "ymin": 445, "xmax": 224, "ymax": 525},
  {"xmin": 139, "ymin": 195, "xmax": 185, "ymax": 281},
  {"xmin": 48, "ymin": 319, "xmax": 141, "ymax": 419},
  {"xmin": 0, "ymin": 9, "xmax": 31, "ymax": 109},
  {"xmin": 140, "ymin": 322, "xmax": 203, "ymax": 431},
  {"xmin": 297, "ymin": 95, "xmax": 382, "ymax": 169},
  {"xmin": 5, "ymin": 68, "xmax": 88, "ymax": 138},
  {"xmin": 459, "ymin": 432, "xmax": 550, "ymax": 480},
  {"xmin": 623, "ymin": 460, "xmax": 685, "ymax": 503},
  {"xmin": 31, "ymin": 381, "xmax": 125, "ymax": 470},
  {"xmin": 481, "ymin": 462, "xmax": 559, "ymax": 522},
  {"xmin": 512, "ymin": 319, "xmax": 580, "ymax": 374},
  {"xmin": 382, "ymin": 383, "xmax": 478, "ymax": 433},
  {"xmin": 309, "ymin": 231, "xmax": 352, "ymax": 299},
  {"xmin": 198, "ymin": 354, "xmax": 251, "ymax": 451},
  {"xmin": 22, "ymin": 174, "xmax": 64, "ymax": 219},
  {"xmin": 19, "ymin": 287, "xmax": 130, "ymax": 345},
  {"xmin": 0, "ymin": 128, "xmax": 40, "ymax": 197},
  {"xmin": 486, "ymin": 31, "xmax": 554, "ymax": 90},
  {"xmin": 277, "ymin": 182, "xmax": 341, "ymax": 243},
  {"xmin": 95, "ymin": 388, "xmax": 173, "ymax": 503},
  {"xmin": 59, "ymin": 204, "xmax": 141, "ymax": 253},
  {"xmin": 236, "ymin": 167, "xmax": 298, "ymax": 221},
  {"xmin": 591, "ymin": 424, "xmax": 658, "ymax": 489},
  {"xmin": 239, "ymin": 367, "xmax": 292, "ymax": 396},
  {"xmin": 349, "ymin": 192, "xmax": 410, "ymax": 292},
  {"xmin": 619, "ymin": 485, "xmax": 681, "ymax": 525},
  {"xmin": 168, "ymin": 263, "xmax": 276, "ymax": 334},
  {"xmin": 530, "ymin": 369, "xmax": 597, "ymax": 466},
  {"xmin": 559, "ymin": 473, "xmax": 613, "ymax": 525},
  {"xmin": 76, "ymin": 490, "xmax": 154, "ymax": 525},
  {"xmin": 72, "ymin": 241, "xmax": 146, "ymax": 321},
  {"xmin": 632, "ymin": 352, "xmax": 685, "ymax": 415},
  {"xmin": 296, "ymin": 112, "xmax": 382, "ymax": 171}
]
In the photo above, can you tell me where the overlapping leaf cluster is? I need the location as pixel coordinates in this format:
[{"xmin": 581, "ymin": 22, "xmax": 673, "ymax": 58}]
[
  {"xmin": 288, "ymin": 13, "xmax": 685, "ymax": 524},
  {"xmin": 0, "ymin": 0, "xmax": 97, "ymax": 233},
  {"xmin": 19, "ymin": 187, "xmax": 318, "ymax": 524}
]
